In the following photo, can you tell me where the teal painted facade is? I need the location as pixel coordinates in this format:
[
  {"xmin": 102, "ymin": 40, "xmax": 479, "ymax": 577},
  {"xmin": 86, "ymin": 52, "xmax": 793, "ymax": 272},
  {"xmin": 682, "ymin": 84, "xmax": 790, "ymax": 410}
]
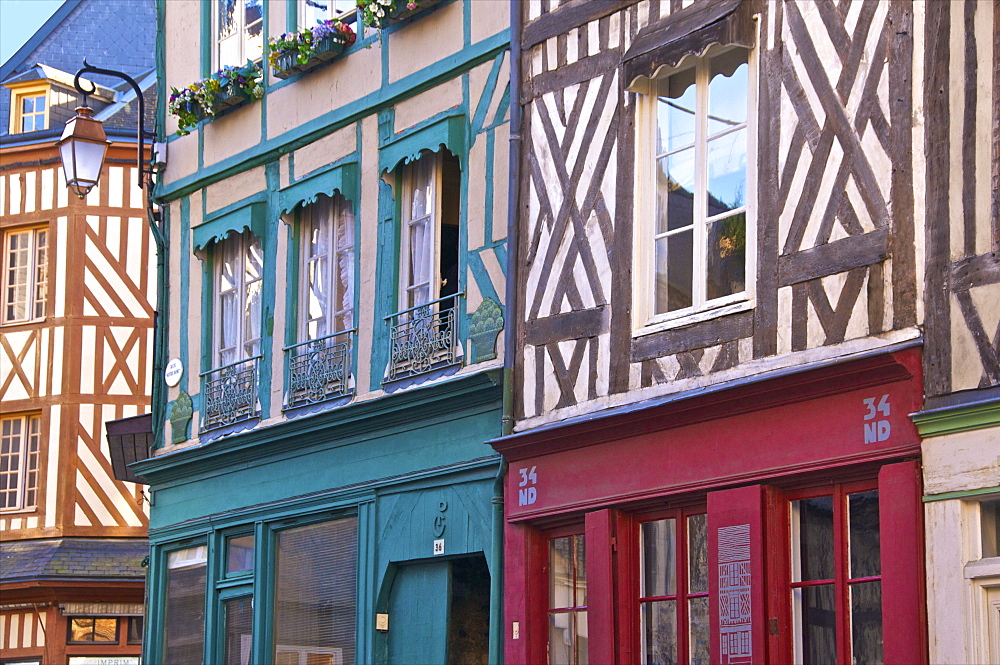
[{"xmin": 143, "ymin": 0, "xmax": 510, "ymax": 662}]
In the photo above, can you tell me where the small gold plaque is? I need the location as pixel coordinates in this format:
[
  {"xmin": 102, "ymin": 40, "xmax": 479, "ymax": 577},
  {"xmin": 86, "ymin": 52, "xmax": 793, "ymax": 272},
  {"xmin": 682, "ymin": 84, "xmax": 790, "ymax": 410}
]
[{"xmin": 376, "ymin": 613, "xmax": 389, "ymax": 632}]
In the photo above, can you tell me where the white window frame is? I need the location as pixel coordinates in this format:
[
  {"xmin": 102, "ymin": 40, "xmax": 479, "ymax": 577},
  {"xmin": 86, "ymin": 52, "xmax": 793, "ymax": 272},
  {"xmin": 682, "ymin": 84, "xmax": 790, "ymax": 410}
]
[
  {"xmin": 299, "ymin": 0, "xmax": 356, "ymax": 28},
  {"xmin": 214, "ymin": 231, "xmax": 263, "ymax": 368},
  {"xmin": 2, "ymin": 226, "xmax": 48, "ymax": 324},
  {"xmin": 0, "ymin": 413, "xmax": 41, "ymax": 513},
  {"xmin": 214, "ymin": 0, "xmax": 264, "ymax": 69},
  {"xmin": 399, "ymin": 151, "xmax": 444, "ymax": 314},
  {"xmin": 632, "ymin": 45, "xmax": 758, "ymax": 337},
  {"xmin": 299, "ymin": 193, "xmax": 355, "ymax": 341}
]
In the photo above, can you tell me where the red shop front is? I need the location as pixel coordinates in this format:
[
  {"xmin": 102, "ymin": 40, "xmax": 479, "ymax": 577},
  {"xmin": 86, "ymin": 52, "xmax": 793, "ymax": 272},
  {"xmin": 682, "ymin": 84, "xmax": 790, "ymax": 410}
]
[{"xmin": 492, "ymin": 347, "xmax": 927, "ymax": 665}]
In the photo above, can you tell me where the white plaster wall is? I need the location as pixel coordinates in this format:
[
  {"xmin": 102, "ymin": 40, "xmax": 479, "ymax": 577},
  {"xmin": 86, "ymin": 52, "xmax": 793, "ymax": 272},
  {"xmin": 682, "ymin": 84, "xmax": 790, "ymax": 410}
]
[
  {"xmin": 924, "ymin": 499, "xmax": 976, "ymax": 664},
  {"xmin": 923, "ymin": 428, "xmax": 1000, "ymax": 496},
  {"xmin": 204, "ymin": 167, "xmax": 267, "ymax": 214},
  {"xmin": 388, "ymin": 1, "xmax": 463, "ymax": 82}
]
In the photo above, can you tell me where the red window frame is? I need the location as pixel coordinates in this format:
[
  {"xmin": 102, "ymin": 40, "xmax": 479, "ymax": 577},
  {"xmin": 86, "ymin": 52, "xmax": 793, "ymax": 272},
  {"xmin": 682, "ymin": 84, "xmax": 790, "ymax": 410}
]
[
  {"xmin": 546, "ymin": 526, "xmax": 587, "ymax": 665},
  {"xmin": 786, "ymin": 480, "xmax": 881, "ymax": 665},
  {"xmin": 634, "ymin": 505, "xmax": 708, "ymax": 665}
]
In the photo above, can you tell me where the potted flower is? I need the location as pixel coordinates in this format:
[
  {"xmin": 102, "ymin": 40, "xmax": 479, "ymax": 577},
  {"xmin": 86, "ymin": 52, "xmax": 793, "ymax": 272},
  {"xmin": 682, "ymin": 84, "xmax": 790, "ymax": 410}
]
[
  {"xmin": 268, "ymin": 19, "xmax": 356, "ymax": 80},
  {"xmin": 167, "ymin": 61, "xmax": 264, "ymax": 135},
  {"xmin": 358, "ymin": 0, "xmax": 444, "ymax": 29}
]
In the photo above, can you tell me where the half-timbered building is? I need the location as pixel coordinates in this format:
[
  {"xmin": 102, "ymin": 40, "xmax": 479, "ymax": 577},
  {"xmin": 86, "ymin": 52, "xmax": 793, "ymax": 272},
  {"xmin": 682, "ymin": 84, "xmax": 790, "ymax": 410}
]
[
  {"xmin": 909, "ymin": 1, "xmax": 1000, "ymax": 662},
  {"xmin": 134, "ymin": 1, "xmax": 510, "ymax": 663},
  {"xmin": 0, "ymin": 2, "xmax": 156, "ymax": 663},
  {"xmin": 488, "ymin": 1, "xmax": 994, "ymax": 663}
]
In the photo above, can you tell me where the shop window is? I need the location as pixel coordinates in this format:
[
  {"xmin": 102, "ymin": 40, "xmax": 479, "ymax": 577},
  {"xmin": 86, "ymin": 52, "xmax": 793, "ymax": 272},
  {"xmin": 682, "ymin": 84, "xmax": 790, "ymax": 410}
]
[
  {"xmin": 67, "ymin": 617, "xmax": 119, "ymax": 643},
  {"xmin": 0, "ymin": 413, "xmax": 41, "ymax": 512},
  {"xmin": 789, "ymin": 488, "xmax": 881, "ymax": 665},
  {"xmin": 632, "ymin": 46, "xmax": 753, "ymax": 330},
  {"xmin": 2, "ymin": 226, "xmax": 48, "ymax": 324},
  {"xmin": 163, "ymin": 546, "xmax": 208, "ymax": 665},
  {"xmin": 981, "ymin": 499, "xmax": 1000, "ymax": 558},
  {"xmin": 639, "ymin": 512, "xmax": 709, "ymax": 664},
  {"xmin": 548, "ymin": 534, "xmax": 587, "ymax": 665},
  {"xmin": 218, "ymin": 533, "xmax": 254, "ymax": 665},
  {"xmin": 215, "ymin": 0, "xmax": 264, "ymax": 68},
  {"xmin": 273, "ymin": 517, "xmax": 358, "ymax": 665}
]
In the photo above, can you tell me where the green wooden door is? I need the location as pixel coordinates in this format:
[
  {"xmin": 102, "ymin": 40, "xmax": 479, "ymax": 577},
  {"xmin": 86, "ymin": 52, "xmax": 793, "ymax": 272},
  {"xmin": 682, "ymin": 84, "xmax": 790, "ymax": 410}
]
[{"xmin": 387, "ymin": 561, "xmax": 451, "ymax": 665}]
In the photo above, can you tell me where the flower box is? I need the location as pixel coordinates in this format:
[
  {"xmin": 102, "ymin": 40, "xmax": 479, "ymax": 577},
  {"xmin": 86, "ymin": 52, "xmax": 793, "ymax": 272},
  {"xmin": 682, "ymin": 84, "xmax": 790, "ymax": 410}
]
[
  {"xmin": 210, "ymin": 88, "xmax": 253, "ymax": 115},
  {"xmin": 362, "ymin": 0, "xmax": 445, "ymax": 29},
  {"xmin": 272, "ymin": 36, "xmax": 347, "ymax": 80}
]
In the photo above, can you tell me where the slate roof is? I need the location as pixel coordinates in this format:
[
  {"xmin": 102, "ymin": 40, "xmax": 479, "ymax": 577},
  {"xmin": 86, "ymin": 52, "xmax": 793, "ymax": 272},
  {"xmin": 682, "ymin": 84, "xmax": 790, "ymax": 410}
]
[{"xmin": 0, "ymin": 539, "xmax": 147, "ymax": 584}]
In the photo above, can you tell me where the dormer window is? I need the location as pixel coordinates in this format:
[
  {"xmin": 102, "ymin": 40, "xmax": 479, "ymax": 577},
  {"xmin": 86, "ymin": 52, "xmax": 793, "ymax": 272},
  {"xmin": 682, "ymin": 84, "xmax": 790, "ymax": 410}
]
[{"xmin": 7, "ymin": 83, "xmax": 49, "ymax": 134}]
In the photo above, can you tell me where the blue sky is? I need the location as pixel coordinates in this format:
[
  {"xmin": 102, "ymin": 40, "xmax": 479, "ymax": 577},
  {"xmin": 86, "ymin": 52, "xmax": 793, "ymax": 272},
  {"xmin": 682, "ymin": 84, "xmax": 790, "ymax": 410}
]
[{"xmin": 0, "ymin": 0, "xmax": 65, "ymax": 66}]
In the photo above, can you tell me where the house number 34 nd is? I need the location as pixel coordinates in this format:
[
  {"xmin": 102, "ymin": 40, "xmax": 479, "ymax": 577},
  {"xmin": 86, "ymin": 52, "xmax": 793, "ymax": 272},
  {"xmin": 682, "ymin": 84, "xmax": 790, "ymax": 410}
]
[
  {"xmin": 863, "ymin": 394, "xmax": 891, "ymax": 444},
  {"xmin": 518, "ymin": 466, "xmax": 537, "ymax": 506}
]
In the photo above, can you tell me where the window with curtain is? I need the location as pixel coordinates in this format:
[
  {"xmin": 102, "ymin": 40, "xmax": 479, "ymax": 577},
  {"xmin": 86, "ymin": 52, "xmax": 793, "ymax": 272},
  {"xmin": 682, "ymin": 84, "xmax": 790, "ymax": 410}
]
[
  {"xmin": 399, "ymin": 150, "xmax": 460, "ymax": 315},
  {"xmin": 215, "ymin": 230, "xmax": 263, "ymax": 368},
  {"xmin": 300, "ymin": 193, "xmax": 355, "ymax": 342},
  {"xmin": 273, "ymin": 517, "xmax": 358, "ymax": 665}
]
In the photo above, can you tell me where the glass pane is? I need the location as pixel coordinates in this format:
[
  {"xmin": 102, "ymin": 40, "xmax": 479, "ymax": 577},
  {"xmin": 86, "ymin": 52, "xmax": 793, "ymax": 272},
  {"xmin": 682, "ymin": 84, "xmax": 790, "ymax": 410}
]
[
  {"xmin": 640, "ymin": 600, "xmax": 676, "ymax": 665},
  {"xmin": 303, "ymin": 0, "xmax": 330, "ymax": 26},
  {"xmin": 22, "ymin": 96, "xmax": 34, "ymax": 113},
  {"xmin": 128, "ymin": 616, "xmax": 144, "ymax": 644},
  {"xmin": 550, "ymin": 536, "xmax": 574, "ymax": 609},
  {"xmin": 706, "ymin": 214, "xmax": 746, "ymax": 301},
  {"xmin": 549, "ymin": 611, "xmax": 588, "ymax": 665},
  {"xmin": 218, "ymin": 0, "xmax": 237, "ymax": 39},
  {"xmin": 982, "ymin": 500, "xmax": 1000, "ymax": 558},
  {"xmin": 793, "ymin": 584, "xmax": 836, "ymax": 665},
  {"xmin": 164, "ymin": 548, "xmax": 207, "ymax": 665},
  {"xmin": 224, "ymin": 596, "xmax": 253, "ymax": 665},
  {"xmin": 244, "ymin": 0, "xmax": 264, "ymax": 62},
  {"xmin": 850, "ymin": 581, "xmax": 883, "ymax": 665},
  {"xmin": 574, "ymin": 534, "xmax": 587, "ymax": 608},
  {"xmin": 848, "ymin": 490, "xmax": 880, "ymax": 578},
  {"xmin": 70, "ymin": 618, "xmax": 94, "ymax": 642},
  {"xmin": 654, "ymin": 230, "xmax": 693, "ymax": 314},
  {"xmin": 706, "ymin": 128, "xmax": 746, "ymax": 216},
  {"xmin": 688, "ymin": 596, "xmax": 710, "ymax": 665},
  {"xmin": 93, "ymin": 617, "xmax": 118, "ymax": 642},
  {"xmin": 657, "ymin": 67, "xmax": 696, "ymax": 154},
  {"xmin": 227, "ymin": 534, "xmax": 255, "ymax": 574},
  {"xmin": 791, "ymin": 496, "xmax": 835, "ymax": 582},
  {"xmin": 640, "ymin": 518, "xmax": 676, "ymax": 598},
  {"xmin": 688, "ymin": 514, "xmax": 708, "ymax": 594},
  {"xmin": 656, "ymin": 148, "xmax": 695, "ymax": 234},
  {"xmin": 708, "ymin": 50, "xmax": 748, "ymax": 136},
  {"xmin": 274, "ymin": 518, "xmax": 358, "ymax": 665}
]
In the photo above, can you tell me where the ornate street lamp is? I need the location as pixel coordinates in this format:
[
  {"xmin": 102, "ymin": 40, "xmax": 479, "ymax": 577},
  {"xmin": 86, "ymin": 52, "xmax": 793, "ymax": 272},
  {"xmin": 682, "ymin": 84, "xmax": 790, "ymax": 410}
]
[
  {"xmin": 57, "ymin": 104, "xmax": 110, "ymax": 198},
  {"xmin": 58, "ymin": 60, "xmax": 156, "ymax": 198}
]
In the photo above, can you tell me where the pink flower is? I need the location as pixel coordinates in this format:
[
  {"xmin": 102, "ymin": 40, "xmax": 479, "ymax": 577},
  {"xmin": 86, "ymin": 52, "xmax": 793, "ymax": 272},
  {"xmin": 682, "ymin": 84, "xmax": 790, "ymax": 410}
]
[{"xmin": 407, "ymin": 2, "xmax": 417, "ymax": 8}]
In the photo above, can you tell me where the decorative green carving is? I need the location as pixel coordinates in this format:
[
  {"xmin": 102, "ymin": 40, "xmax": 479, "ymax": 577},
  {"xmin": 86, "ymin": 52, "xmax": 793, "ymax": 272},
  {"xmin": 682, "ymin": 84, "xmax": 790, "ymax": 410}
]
[
  {"xmin": 168, "ymin": 391, "xmax": 193, "ymax": 444},
  {"xmin": 469, "ymin": 297, "xmax": 503, "ymax": 363}
]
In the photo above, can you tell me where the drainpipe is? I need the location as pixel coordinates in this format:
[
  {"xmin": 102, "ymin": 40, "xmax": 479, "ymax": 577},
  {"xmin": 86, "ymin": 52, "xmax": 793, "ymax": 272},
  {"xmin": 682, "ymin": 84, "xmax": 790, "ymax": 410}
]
[{"xmin": 490, "ymin": 2, "xmax": 522, "ymax": 664}]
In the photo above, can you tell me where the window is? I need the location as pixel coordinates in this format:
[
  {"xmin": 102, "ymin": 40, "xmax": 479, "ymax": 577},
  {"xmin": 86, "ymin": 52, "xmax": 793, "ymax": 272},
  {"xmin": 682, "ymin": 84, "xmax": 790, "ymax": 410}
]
[
  {"xmin": 7, "ymin": 83, "xmax": 49, "ymax": 135},
  {"xmin": 2, "ymin": 227, "xmax": 48, "ymax": 324},
  {"xmin": 399, "ymin": 150, "xmax": 460, "ymax": 315},
  {"xmin": 214, "ymin": 230, "xmax": 263, "ymax": 368},
  {"xmin": 273, "ymin": 518, "xmax": 358, "ymax": 665},
  {"xmin": 18, "ymin": 95, "xmax": 46, "ymax": 132},
  {"xmin": 0, "ymin": 414, "xmax": 40, "ymax": 512},
  {"xmin": 300, "ymin": 0, "xmax": 356, "ymax": 27},
  {"xmin": 163, "ymin": 546, "xmax": 208, "ymax": 665},
  {"xmin": 635, "ymin": 47, "xmax": 752, "ymax": 327},
  {"xmin": 639, "ymin": 512, "xmax": 709, "ymax": 665},
  {"xmin": 127, "ymin": 616, "xmax": 144, "ymax": 645},
  {"xmin": 67, "ymin": 617, "xmax": 119, "ymax": 644},
  {"xmin": 982, "ymin": 499, "xmax": 1000, "ymax": 558},
  {"xmin": 548, "ymin": 534, "xmax": 587, "ymax": 665},
  {"xmin": 300, "ymin": 193, "xmax": 355, "ymax": 342},
  {"xmin": 215, "ymin": 0, "xmax": 264, "ymax": 68},
  {"xmin": 789, "ymin": 487, "xmax": 881, "ymax": 665}
]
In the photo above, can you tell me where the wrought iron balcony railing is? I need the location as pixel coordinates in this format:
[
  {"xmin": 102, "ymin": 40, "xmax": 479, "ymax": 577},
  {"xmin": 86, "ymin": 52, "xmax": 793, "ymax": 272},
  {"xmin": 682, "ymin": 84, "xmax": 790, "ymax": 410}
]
[
  {"xmin": 283, "ymin": 329, "xmax": 355, "ymax": 410},
  {"xmin": 200, "ymin": 356, "xmax": 261, "ymax": 432},
  {"xmin": 386, "ymin": 293, "xmax": 463, "ymax": 381}
]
